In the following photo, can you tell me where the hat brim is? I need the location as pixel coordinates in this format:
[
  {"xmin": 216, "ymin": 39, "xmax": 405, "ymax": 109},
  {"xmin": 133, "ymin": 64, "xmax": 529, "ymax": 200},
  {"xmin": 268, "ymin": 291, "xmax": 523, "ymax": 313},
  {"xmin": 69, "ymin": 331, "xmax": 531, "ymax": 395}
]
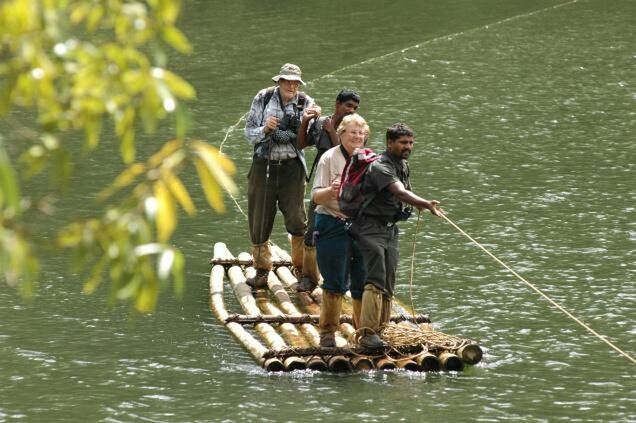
[{"xmin": 272, "ymin": 75, "xmax": 305, "ymax": 85}]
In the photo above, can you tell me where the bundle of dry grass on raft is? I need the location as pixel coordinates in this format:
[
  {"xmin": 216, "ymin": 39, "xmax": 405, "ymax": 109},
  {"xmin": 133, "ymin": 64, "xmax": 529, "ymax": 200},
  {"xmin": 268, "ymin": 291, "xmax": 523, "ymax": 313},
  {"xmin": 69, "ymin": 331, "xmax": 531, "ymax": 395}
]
[{"xmin": 209, "ymin": 242, "xmax": 483, "ymax": 372}]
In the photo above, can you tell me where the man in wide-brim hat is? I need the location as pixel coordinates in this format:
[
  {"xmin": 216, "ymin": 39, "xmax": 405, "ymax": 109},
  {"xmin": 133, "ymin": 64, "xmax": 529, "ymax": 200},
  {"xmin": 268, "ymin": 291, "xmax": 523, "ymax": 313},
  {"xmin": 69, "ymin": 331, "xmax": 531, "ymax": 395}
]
[{"xmin": 243, "ymin": 63, "xmax": 321, "ymax": 290}]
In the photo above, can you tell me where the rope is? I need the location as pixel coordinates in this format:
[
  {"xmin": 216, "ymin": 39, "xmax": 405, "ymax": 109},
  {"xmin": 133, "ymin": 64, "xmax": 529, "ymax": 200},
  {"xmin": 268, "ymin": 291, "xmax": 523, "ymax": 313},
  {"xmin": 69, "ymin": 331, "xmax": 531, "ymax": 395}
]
[
  {"xmin": 441, "ymin": 214, "xmax": 636, "ymax": 365},
  {"xmin": 383, "ymin": 322, "xmax": 469, "ymax": 351},
  {"xmin": 408, "ymin": 209, "xmax": 423, "ymax": 319}
]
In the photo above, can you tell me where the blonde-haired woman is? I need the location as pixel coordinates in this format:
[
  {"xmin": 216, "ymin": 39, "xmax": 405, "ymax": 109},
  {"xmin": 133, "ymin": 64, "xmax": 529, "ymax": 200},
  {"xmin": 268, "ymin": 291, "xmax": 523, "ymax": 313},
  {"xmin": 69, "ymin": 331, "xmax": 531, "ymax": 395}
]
[{"xmin": 311, "ymin": 113, "xmax": 369, "ymax": 347}]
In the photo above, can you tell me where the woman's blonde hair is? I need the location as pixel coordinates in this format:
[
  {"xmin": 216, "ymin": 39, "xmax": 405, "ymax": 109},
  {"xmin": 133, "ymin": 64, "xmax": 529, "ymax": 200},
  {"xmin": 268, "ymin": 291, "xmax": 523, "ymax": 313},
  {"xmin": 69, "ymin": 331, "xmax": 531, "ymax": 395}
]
[{"xmin": 336, "ymin": 113, "xmax": 370, "ymax": 138}]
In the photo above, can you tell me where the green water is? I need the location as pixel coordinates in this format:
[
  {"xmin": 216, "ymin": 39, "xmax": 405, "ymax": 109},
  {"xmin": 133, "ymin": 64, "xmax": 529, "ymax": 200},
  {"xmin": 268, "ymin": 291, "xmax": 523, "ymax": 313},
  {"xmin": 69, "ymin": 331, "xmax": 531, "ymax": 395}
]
[{"xmin": 1, "ymin": 0, "xmax": 635, "ymax": 421}]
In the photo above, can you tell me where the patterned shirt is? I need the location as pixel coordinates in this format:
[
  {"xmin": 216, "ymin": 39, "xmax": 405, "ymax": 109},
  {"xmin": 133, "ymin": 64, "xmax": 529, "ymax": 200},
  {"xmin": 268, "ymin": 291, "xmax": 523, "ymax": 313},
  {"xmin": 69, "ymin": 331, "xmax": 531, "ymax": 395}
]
[{"xmin": 244, "ymin": 86, "xmax": 315, "ymax": 162}]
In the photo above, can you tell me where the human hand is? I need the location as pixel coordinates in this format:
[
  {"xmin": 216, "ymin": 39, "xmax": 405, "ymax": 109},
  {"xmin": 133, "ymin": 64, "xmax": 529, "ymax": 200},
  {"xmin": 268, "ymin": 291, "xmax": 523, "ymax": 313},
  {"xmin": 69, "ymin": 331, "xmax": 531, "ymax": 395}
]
[
  {"xmin": 264, "ymin": 116, "xmax": 279, "ymax": 134},
  {"xmin": 304, "ymin": 105, "xmax": 321, "ymax": 120},
  {"xmin": 331, "ymin": 176, "xmax": 341, "ymax": 199},
  {"xmin": 429, "ymin": 200, "xmax": 443, "ymax": 217}
]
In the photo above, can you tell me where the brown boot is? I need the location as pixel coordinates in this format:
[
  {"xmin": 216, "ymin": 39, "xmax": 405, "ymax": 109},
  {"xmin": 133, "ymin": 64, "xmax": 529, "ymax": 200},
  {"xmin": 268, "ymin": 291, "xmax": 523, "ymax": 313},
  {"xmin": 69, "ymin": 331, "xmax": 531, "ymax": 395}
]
[
  {"xmin": 290, "ymin": 235, "xmax": 305, "ymax": 270},
  {"xmin": 248, "ymin": 243, "xmax": 272, "ymax": 290},
  {"xmin": 251, "ymin": 242, "xmax": 272, "ymax": 272},
  {"xmin": 380, "ymin": 295, "xmax": 392, "ymax": 329},
  {"xmin": 352, "ymin": 298, "xmax": 362, "ymax": 329},
  {"xmin": 297, "ymin": 245, "xmax": 319, "ymax": 292},
  {"xmin": 318, "ymin": 289, "xmax": 343, "ymax": 348},
  {"xmin": 246, "ymin": 268, "xmax": 269, "ymax": 290},
  {"xmin": 358, "ymin": 285, "xmax": 387, "ymax": 350}
]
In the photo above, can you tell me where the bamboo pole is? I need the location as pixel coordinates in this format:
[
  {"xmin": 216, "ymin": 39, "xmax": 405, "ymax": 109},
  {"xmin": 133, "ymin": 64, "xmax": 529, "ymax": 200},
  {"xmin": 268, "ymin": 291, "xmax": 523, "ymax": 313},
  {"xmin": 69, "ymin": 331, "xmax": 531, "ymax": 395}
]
[
  {"xmin": 209, "ymin": 243, "xmax": 284, "ymax": 372},
  {"xmin": 456, "ymin": 344, "xmax": 483, "ymax": 365},
  {"xmin": 375, "ymin": 356, "xmax": 397, "ymax": 370},
  {"xmin": 395, "ymin": 358, "xmax": 420, "ymax": 371},
  {"xmin": 415, "ymin": 352, "xmax": 440, "ymax": 372},
  {"xmin": 350, "ymin": 356, "xmax": 375, "ymax": 370},
  {"xmin": 438, "ymin": 351, "xmax": 464, "ymax": 372},
  {"xmin": 222, "ymin": 245, "xmax": 306, "ymax": 371}
]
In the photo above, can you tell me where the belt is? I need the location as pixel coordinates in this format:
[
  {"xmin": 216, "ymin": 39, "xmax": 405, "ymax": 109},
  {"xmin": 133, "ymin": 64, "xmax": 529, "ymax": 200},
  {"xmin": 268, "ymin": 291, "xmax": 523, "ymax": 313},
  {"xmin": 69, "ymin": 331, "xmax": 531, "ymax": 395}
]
[
  {"xmin": 363, "ymin": 215, "xmax": 396, "ymax": 227},
  {"xmin": 268, "ymin": 158, "xmax": 294, "ymax": 165},
  {"xmin": 255, "ymin": 156, "xmax": 295, "ymax": 165}
]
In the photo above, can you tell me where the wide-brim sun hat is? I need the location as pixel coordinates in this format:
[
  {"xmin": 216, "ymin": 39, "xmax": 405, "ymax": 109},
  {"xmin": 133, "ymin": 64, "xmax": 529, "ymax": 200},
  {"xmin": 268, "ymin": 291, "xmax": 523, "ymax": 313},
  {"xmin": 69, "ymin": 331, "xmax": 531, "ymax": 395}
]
[{"xmin": 272, "ymin": 63, "xmax": 305, "ymax": 85}]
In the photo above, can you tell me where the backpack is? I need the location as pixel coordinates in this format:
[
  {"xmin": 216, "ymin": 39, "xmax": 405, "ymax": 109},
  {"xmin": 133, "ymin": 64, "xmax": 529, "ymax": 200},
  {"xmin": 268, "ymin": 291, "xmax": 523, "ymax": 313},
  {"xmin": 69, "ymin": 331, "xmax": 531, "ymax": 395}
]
[{"xmin": 337, "ymin": 148, "xmax": 380, "ymax": 218}]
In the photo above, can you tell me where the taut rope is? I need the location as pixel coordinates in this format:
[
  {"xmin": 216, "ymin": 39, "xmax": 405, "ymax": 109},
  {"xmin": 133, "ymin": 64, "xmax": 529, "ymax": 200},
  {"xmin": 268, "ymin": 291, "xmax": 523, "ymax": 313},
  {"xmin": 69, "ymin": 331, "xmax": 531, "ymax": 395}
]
[{"xmin": 440, "ymin": 214, "xmax": 636, "ymax": 365}]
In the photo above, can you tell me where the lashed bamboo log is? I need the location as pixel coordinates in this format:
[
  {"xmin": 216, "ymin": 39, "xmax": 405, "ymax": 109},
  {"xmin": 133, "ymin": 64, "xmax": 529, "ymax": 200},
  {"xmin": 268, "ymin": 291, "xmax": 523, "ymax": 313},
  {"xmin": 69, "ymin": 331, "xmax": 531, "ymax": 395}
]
[
  {"xmin": 456, "ymin": 344, "xmax": 483, "ymax": 365},
  {"xmin": 415, "ymin": 352, "xmax": 440, "ymax": 372},
  {"xmin": 438, "ymin": 352, "xmax": 464, "ymax": 372},
  {"xmin": 395, "ymin": 357, "xmax": 420, "ymax": 371},
  {"xmin": 222, "ymin": 246, "xmax": 306, "ymax": 371},
  {"xmin": 350, "ymin": 356, "xmax": 375, "ymax": 370},
  {"xmin": 210, "ymin": 257, "xmax": 292, "ymax": 268},
  {"xmin": 375, "ymin": 356, "xmax": 397, "ymax": 370},
  {"xmin": 210, "ymin": 243, "xmax": 284, "ymax": 372}
]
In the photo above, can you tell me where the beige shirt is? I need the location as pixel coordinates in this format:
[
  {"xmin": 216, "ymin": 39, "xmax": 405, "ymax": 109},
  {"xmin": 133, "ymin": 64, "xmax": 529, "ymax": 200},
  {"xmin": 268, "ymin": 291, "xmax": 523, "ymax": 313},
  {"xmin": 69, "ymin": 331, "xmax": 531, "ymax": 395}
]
[{"xmin": 312, "ymin": 145, "xmax": 347, "ymax": 219}]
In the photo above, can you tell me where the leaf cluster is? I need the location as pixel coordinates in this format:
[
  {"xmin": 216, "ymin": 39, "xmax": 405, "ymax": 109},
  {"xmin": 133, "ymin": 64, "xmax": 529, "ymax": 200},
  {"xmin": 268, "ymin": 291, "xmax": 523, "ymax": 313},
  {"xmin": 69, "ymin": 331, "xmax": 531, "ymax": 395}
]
[{"xmin": 0, "ymin": 0, "xmax": 236, "ymax": 312}]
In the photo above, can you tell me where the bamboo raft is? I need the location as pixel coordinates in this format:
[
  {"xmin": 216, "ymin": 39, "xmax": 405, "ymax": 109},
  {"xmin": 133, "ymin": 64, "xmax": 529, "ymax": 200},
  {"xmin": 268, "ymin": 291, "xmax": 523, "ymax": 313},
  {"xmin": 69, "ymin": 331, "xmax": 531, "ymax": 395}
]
[{"xmin": 209, "ymin": 241, "xmax": 483, "ymax": 372}]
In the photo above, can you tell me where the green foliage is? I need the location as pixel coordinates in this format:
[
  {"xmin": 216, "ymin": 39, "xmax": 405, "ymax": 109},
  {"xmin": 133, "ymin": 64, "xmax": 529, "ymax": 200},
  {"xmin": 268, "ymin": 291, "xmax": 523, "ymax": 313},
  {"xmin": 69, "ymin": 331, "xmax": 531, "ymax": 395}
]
[{"xmin": 0, "ymin": 0, "xmax": 235, "ymax": 313}]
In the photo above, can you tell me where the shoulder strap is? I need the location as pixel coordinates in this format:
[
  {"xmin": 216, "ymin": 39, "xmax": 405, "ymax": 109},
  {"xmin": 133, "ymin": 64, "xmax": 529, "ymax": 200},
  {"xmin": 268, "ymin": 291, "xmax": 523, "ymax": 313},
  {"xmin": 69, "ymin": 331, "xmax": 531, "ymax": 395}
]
[{"xmin": 260, "ymin": 86, "xmax": 277, "ymax": 123}]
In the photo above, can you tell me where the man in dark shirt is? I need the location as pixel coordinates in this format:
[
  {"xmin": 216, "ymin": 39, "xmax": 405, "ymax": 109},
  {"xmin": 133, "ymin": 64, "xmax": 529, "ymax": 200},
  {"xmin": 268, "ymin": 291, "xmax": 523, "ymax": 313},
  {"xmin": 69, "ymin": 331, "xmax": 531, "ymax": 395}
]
[{"xmin": 355, "ymin": 123, "xmax": 443, "ymax": 349}]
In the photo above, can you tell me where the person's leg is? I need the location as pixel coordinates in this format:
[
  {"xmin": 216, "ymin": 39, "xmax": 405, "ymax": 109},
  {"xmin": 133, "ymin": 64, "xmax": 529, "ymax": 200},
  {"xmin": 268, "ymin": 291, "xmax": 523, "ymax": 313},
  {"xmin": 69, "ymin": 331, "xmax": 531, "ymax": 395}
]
[
  {"xmin": 358, "ymin": 284, "xmax": 386, "ymax": 349},
  {"xmin": 298, "ymin": 200, "xmax": 320, "ymax": 292},
  {"xmin": 246, "ymin": 159, "xmax": 277, "ymax": 288},
  {"xmin": 349, "ymin": 239, "xmax": 367, "ymax": 329},
  {"xmin": 315, "ymin": 214, "xmax": 349, "ymax": 346},
  {"xmin": 355, "ymin": 220, "xmax": 391, "ymax": 349},
  {"xmin": 318, "ymin": 289, "xmax": 343, "ymax": 347},
  {"xmin": 276, "ymin": 160, "xmax": 307, "ymax": 272}
]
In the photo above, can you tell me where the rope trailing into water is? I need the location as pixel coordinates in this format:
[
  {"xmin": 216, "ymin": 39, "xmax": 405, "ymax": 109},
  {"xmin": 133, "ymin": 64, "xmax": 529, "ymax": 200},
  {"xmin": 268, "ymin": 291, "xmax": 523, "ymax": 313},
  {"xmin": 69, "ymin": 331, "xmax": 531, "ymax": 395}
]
[
  {"xmin": 441, "ymin": 214, "xmax": 636, "ymax": 365},
  {"xmin": 408, "ymin": 209, "xmax": 424, "ymax": 318}
]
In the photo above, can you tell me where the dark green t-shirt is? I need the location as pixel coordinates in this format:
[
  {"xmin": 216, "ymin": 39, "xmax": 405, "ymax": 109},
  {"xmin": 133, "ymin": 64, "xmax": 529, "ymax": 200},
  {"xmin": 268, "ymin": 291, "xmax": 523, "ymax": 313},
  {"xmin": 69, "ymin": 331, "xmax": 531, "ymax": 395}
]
[{"xmin": 360, "ymin": 152, "xmax": 410, "ymax": 222}]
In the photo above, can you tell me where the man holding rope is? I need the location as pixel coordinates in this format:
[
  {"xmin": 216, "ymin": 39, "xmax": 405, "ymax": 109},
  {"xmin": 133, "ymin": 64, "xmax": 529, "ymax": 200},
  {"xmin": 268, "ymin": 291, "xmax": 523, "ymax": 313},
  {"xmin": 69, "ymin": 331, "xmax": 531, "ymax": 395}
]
[{"xmin": 354, "ymin": 123, "xmax": 443, "ymax": 349}]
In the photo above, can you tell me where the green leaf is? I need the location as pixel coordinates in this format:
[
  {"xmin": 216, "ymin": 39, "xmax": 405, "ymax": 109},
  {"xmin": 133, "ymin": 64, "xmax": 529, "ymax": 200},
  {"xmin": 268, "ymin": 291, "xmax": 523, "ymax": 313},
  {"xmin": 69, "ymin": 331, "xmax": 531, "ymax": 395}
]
[
  {"xmin": 153, "ymin": 180, "xmax": 176, "ymax": 242},
  {"xmin": 0, "ymin": 145, "xmax": 21, "ymax": 216},
  {"xmin": 193, "ymin": 156, "xmax": 224, "ymax": 213},
  {"xmin": 161, "ymin": 26, "xmax": 192, "ymax": 54},
  {"xmin": 171, "ymin": 249, "xmax": 184, "ymax": 298},
  {"xmin": 162, "ymin": 70, "xmax": 195, "ymax": 100},
  {"xmin": 97, "ymin": 162, "xmax": 146, "ymax": 200},
  {"xmin": 163, "ymin": 171, "xmax": 195, "ymax": 216},
  {"xmin": 82, "ymin": 255, "xmax": 107, "ymax": 294}
]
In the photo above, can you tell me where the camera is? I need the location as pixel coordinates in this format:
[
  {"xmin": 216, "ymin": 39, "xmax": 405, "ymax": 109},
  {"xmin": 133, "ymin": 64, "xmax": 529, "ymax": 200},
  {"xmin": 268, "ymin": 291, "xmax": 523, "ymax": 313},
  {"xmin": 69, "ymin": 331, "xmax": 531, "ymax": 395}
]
[
  {"xmin": 278, "ymin": 114, "xmax": 300, "ymax": 133},
  {"xmin": 395, "ymin": 205, "xmax": 413, "ymax": 221}
]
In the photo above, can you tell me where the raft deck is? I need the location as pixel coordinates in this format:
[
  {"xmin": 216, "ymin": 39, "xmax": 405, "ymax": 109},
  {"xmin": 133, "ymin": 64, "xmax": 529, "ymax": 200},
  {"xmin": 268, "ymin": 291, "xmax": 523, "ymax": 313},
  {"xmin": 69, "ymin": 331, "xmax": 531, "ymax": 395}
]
[{"xmin": 209, "ymin": 242, "xmax": 483, "ymax": 372}]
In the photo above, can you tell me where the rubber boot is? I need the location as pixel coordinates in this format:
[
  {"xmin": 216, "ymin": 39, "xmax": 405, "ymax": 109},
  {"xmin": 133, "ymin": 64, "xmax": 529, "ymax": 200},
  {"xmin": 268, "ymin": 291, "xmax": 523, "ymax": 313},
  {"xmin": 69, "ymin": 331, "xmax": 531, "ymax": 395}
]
[
  {"xmin": 359, "ymin": 285, "xmax": 387, "ymax": 349},
  {"xmin": 318, "ymin": 290, "xmax": 343, "ymax": 348},
  {"xmin": 379, "ymin": 295, "xmax": 392, "ymax": 329},
  {"xmin": 297, "ymin": 245, "xmax": 320, "ymax": 292},
  {"xmin": 246, "ymin": 242, "xmax": 271, "ymax": 289},
  {"xmin": 352, "ymin": 298, "xmax": 362, "ymax": 329},
  {"xmin": 290, "ymin": 235, "xmax": 305, "ymax": 281}
]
